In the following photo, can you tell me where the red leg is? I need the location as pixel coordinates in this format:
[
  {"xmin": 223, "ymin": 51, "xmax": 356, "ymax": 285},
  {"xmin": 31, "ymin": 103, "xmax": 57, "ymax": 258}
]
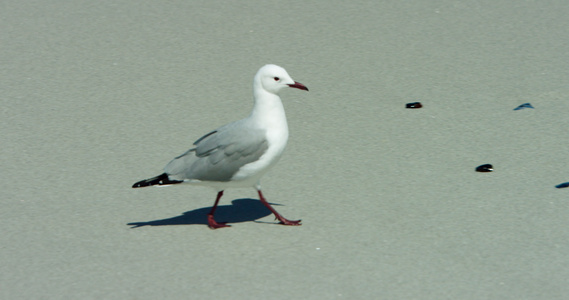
[
  {"xmin": 207, "ymin": 191, "xmax": 231, "ymax": 229},
  {"xmin": 257, "ymin": 190, "xmax": 301, "ymax": 226}
]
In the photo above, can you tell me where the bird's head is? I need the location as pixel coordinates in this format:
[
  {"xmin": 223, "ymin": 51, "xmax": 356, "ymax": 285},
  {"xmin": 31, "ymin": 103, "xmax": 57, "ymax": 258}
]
[{"xmin": 255, "ymin": 64, "xmax": 308, "ymax": 95}]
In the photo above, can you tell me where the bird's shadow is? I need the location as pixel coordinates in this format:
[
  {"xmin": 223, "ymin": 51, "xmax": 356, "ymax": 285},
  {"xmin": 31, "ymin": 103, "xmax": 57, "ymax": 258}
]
[{"xmin": 127, "ymin": 198, "xmax": 281, "ymax": 228}]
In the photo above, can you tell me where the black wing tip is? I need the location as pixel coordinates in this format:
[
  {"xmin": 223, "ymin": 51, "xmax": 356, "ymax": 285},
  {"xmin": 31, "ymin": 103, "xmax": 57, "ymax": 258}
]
[
  {"xmin": 132, "ymin": 173, "xmax": 183, "ymax": 188},
  {"xmin": 132, "ymin": 181, "xmax": 148, "ymax": 188}
]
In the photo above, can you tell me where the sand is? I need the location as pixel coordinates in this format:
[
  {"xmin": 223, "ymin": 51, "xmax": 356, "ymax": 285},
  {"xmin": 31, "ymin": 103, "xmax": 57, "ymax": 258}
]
[{"xmin": 2, "ymin": 1, "xmax": 569, "ymax": 299}]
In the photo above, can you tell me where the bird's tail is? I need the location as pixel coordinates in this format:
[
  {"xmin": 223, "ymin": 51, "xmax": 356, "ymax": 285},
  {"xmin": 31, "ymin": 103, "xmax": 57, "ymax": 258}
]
[{"xmin": 132, "ymin": 173, "xmax": 183, "ymax": 188}]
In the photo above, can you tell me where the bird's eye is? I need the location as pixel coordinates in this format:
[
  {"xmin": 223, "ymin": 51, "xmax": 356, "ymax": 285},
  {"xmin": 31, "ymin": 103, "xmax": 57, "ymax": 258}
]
[{"xmin": 273, "ymin": 77, "xmax": 280, "ymax": 81}]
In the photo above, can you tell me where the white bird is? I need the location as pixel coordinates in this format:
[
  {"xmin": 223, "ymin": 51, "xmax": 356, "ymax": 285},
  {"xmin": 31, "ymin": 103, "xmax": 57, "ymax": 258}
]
[{"xmin": 133, "ymin": 64, "xmax": 308, "ymax": 229}]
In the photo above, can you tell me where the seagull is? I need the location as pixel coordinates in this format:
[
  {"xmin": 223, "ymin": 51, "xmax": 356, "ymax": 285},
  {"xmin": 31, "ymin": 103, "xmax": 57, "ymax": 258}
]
[{"xmin": 132, "ymin": 64, "xmax": 308, "ymax": 229}]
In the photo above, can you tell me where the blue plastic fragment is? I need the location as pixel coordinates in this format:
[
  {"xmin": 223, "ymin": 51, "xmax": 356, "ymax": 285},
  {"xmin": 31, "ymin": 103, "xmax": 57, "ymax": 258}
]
[
  {"xmin": 555, "ymin": 182, "xmax": 569, "ymax": 189},
  {"xmin": 514, "ymin": 103, "xmax": 534, "ymax": 110}
]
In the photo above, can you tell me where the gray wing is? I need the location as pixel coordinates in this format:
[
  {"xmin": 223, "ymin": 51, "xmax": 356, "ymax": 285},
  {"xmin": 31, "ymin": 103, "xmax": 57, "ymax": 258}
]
[{"xmin": 164, "ymin": 119, "xmax": 268, "ymax": 182}]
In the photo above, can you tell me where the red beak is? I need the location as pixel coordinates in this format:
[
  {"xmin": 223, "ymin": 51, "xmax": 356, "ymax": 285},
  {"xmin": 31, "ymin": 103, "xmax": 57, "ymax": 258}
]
[{"xmin": 288, "ymin": 81, "xmax": 309, "ymax": 91}]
